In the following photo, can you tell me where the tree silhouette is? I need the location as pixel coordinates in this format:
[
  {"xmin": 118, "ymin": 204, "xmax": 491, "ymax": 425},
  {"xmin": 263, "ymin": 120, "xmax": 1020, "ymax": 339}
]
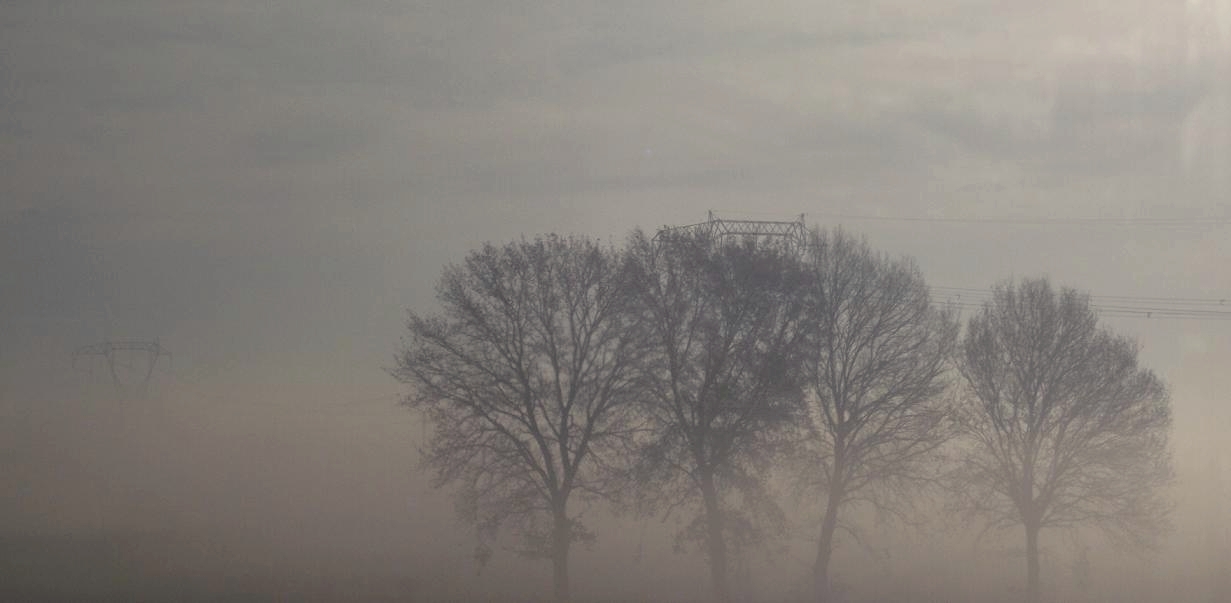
[
  {"xmin": 391, "ymin": 235, "xmax": 645, "ymax": 602},
  {"xmin": 625, "ymin": 229, "xmax": 808, "ymax": 603},
  {"xmin": 951, "ymin": 278, "xmax": 1172, "ymax": 603},
  {"xmin": 798, "ymin": 228, "xmax": 958, "ymax": 602}
]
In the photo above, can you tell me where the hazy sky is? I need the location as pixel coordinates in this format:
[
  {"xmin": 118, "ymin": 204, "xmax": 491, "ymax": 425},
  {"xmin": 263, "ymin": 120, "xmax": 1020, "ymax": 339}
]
[{"xmin": 2, "ymin": 0, "xmax": 1230, "ymax": 598}]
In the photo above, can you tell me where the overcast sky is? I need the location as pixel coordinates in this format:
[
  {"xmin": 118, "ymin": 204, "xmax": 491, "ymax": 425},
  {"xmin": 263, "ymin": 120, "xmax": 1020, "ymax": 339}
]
[{"xmin": 3, "ymin": 0, "xmax": 1230, "ymax": 598}]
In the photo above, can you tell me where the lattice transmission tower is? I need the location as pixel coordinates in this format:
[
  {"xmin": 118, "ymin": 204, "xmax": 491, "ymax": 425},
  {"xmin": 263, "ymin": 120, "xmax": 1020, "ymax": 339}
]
[
  {"xmin": 653, "ymin": 210, "xmax": 807, "ymax": 248},
  {"xmin": 73, "ymin": 339, "xmax": 172, "ymax": 398}
]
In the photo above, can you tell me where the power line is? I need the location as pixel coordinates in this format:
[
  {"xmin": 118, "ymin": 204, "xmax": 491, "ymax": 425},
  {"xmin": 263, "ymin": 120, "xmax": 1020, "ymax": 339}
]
[
  {"xmin": 930, "ymin": 286, "xmax": 1231, "ymax": 321},
  {"xmin": 931, "ymin": 286, "xmax": 1230, "ymax": 306},
  {"xmin": 657, "ymin": 213, "xmax": 1231, "ymax": 321},
  {"xmin": 814, "ymin": 213, "xmax": 1231, "ymax": 227}
]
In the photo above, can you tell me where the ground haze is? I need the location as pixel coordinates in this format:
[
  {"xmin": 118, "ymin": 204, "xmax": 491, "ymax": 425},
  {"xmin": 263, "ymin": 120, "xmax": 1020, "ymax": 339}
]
[{"xmin": 3, "ymin": 1, "xmax": 1230, "ymax": 601}]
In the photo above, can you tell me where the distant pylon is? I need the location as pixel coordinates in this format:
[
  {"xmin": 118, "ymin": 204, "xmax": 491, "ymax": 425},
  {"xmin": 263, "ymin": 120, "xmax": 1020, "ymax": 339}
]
[
  {"xmin": 653, "ymin": 210, "xmax": 807, "ymax": 248},
  {"xmin": 73, "ymin": 338, "xmax": 171, "ymax": 397}
]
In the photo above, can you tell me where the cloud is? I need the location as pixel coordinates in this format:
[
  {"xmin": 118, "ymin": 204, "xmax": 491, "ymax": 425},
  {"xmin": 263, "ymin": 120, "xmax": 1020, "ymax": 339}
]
[{"xmin": 5, "ymin": 0, "xmax": 1218, "ymax": 223}]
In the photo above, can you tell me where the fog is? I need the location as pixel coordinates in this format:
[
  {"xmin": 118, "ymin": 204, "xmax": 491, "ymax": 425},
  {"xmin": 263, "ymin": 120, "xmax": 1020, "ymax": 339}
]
[{"xmin": 2, "ymin": 1, "xmax": 1230, "ymax": 601}]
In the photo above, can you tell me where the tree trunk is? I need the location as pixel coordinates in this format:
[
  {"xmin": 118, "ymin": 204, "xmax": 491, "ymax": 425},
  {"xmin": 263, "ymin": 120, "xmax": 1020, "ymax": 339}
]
[
  {"xmin": 699, "ymin": 470, "xmax": 730, "ymax": 603},
  {"xmin": 1023, "ymin": 458, "xmax": 1040, "ymax": 603},
  {"xmin": 814, "ymin": 486, "xmax": 842, "ymax": 603},
  {"xmin": 552, "ymin": 506, "xmax": 571, "ymax": 603},
  {"xmin": 1025, "ymin": 520, "xmax": 1040, "ymax": 603}
]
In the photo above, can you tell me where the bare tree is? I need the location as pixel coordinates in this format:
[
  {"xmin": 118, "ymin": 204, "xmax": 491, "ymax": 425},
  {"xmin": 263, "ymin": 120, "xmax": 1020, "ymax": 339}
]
[
  {"xmin": 391, "ymin": 235, "xmax": 644, "ymax": 602},
  {"xmin": 798, "ymin": 228, "xmax": 958, "ymax": 603},
  {"xmin": 951, "ymin": 278, "xmax": 1172, "ymax": 603},
  {"xmin": 625, "ymin": 229, "xmax": 808, "ymax": 603}
]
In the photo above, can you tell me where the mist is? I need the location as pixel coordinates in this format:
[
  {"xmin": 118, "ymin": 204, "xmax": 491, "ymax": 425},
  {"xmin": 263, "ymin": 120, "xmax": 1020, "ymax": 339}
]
[{"xmin": 3, "ymin": 1, "xmax": 1230, "ymax": 601}]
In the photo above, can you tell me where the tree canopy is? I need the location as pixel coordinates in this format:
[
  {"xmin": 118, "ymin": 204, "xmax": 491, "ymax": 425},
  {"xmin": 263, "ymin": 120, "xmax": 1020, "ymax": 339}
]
[
  {"xmin": 798, "ymin": 228, "xmax": 958, "ymax": 602},
  {"xmin": 625, "ymin": 229, "xmax": 809, "ymax": 602},
  {"xmin": 391, "ymin": 235, "xmax": 646, "ymax": 602},
  {"xmin": 951, "ymin": 278, "xmax": 1172, "ymax": 603},
  {"xmin": 393, "ymin": 229, "xmax": 1176, "ymax": 603}
]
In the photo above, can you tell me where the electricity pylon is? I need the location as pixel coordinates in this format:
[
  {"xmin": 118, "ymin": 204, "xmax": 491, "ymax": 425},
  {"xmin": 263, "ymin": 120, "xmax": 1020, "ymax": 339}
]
[
  {"xmin": 653, "ymin": 210, "xmax": 807, "ymax": 248},
  {"xmin": 73, "ymin": 339, "xmax": 171, "ymax": 398}
]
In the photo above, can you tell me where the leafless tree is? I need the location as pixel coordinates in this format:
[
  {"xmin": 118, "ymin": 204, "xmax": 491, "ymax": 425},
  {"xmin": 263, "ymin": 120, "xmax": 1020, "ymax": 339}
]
[
  {"xmin": 625, "ymin": 229, "xmax": 808, "ymax": 603},
  {"xmin": 798, "ymin": 228, "xmax": 958, "ymax": 603},
  {"xmin": 390, "ymin": 235, "xmax": 645, "ymax": 602},
  {"xmin": 951, "ymin": 278, "xmax": 1172, "ymax": 603}
]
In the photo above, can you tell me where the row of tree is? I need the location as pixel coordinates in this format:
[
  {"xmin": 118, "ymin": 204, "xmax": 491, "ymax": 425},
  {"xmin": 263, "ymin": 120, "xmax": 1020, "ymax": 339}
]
[{"xmin": 391, "ymin": 227, "xmax": 1172, "ymax": 603}]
